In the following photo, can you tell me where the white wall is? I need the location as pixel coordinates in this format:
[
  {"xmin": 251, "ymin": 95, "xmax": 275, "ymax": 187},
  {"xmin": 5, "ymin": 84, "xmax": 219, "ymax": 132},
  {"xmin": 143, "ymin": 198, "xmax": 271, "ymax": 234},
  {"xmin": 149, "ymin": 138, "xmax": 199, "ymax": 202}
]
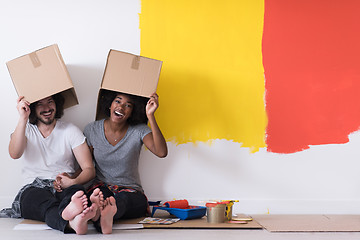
[
  {"xmin": 1, "ymin": 0, "xmax": 360, "ymax": 215},
  {"xmin": 0, "ymin": 0, "xmax": 141, "ymax": 205}
]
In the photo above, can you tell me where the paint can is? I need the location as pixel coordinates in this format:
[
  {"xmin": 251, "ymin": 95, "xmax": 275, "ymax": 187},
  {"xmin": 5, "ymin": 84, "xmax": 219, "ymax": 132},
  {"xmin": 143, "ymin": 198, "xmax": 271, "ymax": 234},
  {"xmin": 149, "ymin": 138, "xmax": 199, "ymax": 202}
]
[
  {"xmin": 224, "ymin": 201, "xmax": 234, "ymax": 220},
  {"xmin": 206, "ymin": 202, "xmax": 226, "ymax": 223},
  {"xmin": 220, "ymin": 200, "xmax": 239, "ymax": 220}
]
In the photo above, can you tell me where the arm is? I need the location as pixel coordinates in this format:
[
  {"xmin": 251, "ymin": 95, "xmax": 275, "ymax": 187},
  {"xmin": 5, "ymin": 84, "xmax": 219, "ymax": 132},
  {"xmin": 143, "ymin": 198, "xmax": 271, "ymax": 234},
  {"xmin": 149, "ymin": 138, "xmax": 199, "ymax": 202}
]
[
  {"xmin": 56, "ymin": 142, "xmax": 95, "ymax": 189},
  {"xmin": 142, "ymin": 93, "xmax": 168, "ymax": 158},
  {"xmin": 9, "ymin": 96, "xmax": 30, "ymax": 159}
]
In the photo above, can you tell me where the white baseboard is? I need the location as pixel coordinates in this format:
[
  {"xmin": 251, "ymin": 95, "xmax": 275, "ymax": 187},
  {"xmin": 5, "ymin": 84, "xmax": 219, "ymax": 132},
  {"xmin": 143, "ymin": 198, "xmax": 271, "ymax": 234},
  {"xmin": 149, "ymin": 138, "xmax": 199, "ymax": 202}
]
[
  {"xmin": 185, "ymin": 199, "xmax": 360, "ymax": 215},
  {"xmin": 0, "ymin": 196, "xmax": 15, "ymax": 210}
]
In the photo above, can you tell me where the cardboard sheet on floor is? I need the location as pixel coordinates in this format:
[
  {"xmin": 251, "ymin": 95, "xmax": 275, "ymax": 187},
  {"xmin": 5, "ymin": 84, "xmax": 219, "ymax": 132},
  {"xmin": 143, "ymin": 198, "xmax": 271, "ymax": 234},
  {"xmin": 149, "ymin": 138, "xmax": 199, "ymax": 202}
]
[
  {"xmin": 15, "ymin": 214, "xmax": 262, "ymax": 230},
  {"xmin": 252, "ymin": 214, "xmax": 360, "ymax": 232},
  {"xmin": 118, "ymin": 214, "xmax": 262, "ymax": 229},
  {"xmin": 14, "ymin": 219, "xmax": 142, "ymax": 230}
]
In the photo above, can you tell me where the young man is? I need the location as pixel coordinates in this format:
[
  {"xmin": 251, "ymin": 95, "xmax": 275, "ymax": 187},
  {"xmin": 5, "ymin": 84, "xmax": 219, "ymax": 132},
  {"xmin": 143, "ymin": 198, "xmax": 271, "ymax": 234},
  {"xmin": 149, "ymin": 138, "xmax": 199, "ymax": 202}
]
[{"xmin": 1, "ymin": 94, "xmax": 98, "ymax": 234}]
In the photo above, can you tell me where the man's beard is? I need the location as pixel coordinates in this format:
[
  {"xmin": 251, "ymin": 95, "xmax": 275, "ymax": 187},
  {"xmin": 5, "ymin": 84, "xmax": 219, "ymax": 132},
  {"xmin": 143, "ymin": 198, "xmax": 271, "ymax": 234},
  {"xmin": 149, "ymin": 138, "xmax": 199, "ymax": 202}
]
[
  {"xmin": 37, "ymin": 110, "xmax": 55, "ymax": 125},
  {"xmin": 38, "ymin": 117, "xmax": 55, "ymax": 125}
]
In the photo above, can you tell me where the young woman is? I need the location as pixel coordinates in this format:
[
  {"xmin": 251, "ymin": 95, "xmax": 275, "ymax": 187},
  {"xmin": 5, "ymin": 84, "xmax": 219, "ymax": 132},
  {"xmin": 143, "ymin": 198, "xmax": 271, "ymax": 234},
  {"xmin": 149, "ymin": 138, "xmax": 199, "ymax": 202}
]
[{"xmin": 84, "ymin": 90, "xmax": 167, "ymax": 233}]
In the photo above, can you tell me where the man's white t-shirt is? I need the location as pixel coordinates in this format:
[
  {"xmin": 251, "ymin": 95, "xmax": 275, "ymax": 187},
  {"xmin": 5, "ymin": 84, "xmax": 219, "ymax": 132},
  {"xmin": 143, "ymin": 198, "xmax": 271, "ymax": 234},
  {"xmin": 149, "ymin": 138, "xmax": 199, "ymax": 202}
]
[{"xmin": 20, "ymin": 120, "xmax": 86, "ymax": 185}]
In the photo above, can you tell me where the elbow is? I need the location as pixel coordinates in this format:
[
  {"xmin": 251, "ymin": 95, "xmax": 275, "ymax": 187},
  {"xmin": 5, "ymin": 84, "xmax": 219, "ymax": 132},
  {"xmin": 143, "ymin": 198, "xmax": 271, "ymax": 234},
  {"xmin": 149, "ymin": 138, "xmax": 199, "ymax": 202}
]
[
  {"xmin": 9, "ymin": 144, "xmax": 24, "ymax": 159},
  {"xmin": 157, "ymin": 149, "xmax": 168, "ymax": 158},
  {"xmin": 9, "ymin": 149, "xmax": 22, "ymax": 159},
  {"xmin": 9, "ymin": 153, "xmax": 21, "ymax": 159},
  {"xmin": 149, "ymin": 142, "xmax": 168, "ymax": 158},
  {"xmin": 89, "ymin": 167, "xmax": 96, "ymax": 179}
]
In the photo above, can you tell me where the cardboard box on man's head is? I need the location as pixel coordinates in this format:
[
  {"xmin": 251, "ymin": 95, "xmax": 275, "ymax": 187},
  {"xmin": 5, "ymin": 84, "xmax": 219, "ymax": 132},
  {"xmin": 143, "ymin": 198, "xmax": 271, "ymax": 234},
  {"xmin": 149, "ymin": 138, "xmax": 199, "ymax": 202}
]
[
  {"xmin": 95, "ymin": 50, "xmax": 162, "ymax": 120},
  {"xmin": 6, "ymin": 44, "xmax": 78, "ymax": 109}
]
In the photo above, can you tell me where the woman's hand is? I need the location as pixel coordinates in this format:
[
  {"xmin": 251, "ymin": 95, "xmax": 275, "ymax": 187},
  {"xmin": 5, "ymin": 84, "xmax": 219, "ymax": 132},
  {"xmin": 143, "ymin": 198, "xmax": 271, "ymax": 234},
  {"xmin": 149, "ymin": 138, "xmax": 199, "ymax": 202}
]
[
  {"xmin": 143, "ymin": 93, "xmax": 168, "ymax": 158},
  {"xmin": 146, "ymin": 93, "xmax": 159, "ymax": 117}
]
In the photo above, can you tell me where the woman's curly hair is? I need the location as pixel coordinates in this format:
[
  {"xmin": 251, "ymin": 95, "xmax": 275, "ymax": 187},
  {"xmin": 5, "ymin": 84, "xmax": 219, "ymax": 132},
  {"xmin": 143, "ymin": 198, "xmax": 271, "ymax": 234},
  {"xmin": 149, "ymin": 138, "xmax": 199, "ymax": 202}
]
[{"xmin": 99, "ymin": 89, "xmax": 148, "ymax": 125}]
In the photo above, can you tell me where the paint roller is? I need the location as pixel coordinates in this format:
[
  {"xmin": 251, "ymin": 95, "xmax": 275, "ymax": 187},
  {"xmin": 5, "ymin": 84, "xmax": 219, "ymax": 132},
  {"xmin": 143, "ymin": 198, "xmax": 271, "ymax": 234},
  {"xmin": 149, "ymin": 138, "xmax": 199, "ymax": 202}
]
[{"xmin": 164, "ymin": 199, "xmax": 189, "ymax": 209}]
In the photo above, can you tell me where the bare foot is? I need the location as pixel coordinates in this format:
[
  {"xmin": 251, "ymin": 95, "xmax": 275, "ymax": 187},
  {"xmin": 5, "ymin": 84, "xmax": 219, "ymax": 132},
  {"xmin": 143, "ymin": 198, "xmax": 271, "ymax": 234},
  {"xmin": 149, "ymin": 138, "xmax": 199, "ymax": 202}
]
[
  {"xmin": 100, "ymin": 197, "xmax": 117, "ymax": 234},
  {"xmin": 90, "ymin": 188, "xmax": 104, "ymax": 221},
  {"xmin": 62, "ymin": 191, "xmax": 88, "ymax": 220},
  {"xmin": 69, "ymin": 203, "xmax": 98, "ymax": 235}
]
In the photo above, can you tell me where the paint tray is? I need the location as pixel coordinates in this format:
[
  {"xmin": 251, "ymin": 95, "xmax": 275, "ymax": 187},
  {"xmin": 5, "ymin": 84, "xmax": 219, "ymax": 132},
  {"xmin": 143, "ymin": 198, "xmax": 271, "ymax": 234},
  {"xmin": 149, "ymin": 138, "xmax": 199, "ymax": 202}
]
[{"xmin": 151, "ymin": 206, "xmax": 206, "ymax": 220}]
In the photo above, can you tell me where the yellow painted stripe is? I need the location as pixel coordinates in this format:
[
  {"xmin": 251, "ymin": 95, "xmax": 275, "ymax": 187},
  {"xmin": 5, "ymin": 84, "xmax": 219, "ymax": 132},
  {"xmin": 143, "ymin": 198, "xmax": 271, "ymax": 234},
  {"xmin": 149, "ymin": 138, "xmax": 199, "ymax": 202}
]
[{"xmin": 140, "ymin": 0, "xmax": 266, "ymax": 152}]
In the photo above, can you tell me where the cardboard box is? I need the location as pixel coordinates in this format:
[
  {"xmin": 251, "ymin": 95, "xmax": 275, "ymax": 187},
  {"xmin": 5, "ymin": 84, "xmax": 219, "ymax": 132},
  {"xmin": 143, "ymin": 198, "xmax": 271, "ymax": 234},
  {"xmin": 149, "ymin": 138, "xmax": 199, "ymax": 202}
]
[
  {"xmin": 6, "ymin": 44, "xmax": 78, "ymax": 109},
  {"xmin": 96, "ymin": 50, "xmax": 162, "ymax": 120}
]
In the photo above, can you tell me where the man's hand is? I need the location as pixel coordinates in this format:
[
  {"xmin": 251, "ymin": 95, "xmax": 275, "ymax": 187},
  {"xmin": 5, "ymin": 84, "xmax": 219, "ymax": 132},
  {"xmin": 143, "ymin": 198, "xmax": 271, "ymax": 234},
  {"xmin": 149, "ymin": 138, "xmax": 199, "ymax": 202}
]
[
  {"xmin": 53, "ymin": 172, "xmax": 74, "ymax": 192},
  {"xmin": 16, "ymin": 96, "xmax": 31, "ymax": 121}
]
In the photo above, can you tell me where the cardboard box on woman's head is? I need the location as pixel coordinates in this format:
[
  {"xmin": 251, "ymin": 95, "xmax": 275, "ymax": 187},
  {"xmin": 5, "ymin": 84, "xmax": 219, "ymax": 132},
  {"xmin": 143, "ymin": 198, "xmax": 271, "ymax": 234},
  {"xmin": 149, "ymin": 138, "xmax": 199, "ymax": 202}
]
[
  {"xmin": 6, "ymin": 44, "xmax": 78, "ymax": 109},
  {"xmin": 95, "ymin": 50, "xmax": 163, "ymax": 120}
]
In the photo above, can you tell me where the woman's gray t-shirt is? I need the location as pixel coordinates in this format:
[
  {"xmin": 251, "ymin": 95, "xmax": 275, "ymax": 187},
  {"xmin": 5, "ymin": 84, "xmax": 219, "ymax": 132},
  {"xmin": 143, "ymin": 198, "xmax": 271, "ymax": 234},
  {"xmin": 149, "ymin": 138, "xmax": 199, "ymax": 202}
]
[{"xmin": 84, "ymin": 119, "xmax": 151, "ymax": 192}]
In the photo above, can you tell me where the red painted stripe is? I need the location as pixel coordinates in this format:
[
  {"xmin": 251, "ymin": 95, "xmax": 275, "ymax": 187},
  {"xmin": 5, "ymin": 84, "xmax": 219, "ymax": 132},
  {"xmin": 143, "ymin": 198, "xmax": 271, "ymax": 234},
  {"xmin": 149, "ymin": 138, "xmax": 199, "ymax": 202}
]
[{"xmin": 263, "ymin": 0, "xmax": 360, "ymax": 153}]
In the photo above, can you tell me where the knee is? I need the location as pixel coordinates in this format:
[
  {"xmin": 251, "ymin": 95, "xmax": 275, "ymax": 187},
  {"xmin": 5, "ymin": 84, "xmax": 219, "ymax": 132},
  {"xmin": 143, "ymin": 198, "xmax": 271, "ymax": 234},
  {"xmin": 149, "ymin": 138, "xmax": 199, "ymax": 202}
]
[{"xmin": 21, "ymin": 187, "xmax": 52, "ymax": 204}]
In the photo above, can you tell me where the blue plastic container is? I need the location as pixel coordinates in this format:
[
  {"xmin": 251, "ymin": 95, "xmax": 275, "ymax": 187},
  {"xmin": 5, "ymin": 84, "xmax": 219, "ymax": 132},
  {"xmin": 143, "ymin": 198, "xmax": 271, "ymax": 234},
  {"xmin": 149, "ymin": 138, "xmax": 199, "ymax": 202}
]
[{"xmin": 151, "ymin": 206, "xmax": 206, "ymax": 220}]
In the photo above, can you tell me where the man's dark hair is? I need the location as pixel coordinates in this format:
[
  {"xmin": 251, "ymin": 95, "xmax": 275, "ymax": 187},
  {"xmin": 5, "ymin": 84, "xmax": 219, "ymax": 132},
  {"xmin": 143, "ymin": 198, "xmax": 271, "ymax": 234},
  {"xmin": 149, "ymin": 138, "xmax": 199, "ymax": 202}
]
[
  {"xmin": 99, "ymin": 89, "xmax": 148, "ymax": 125},
  {"xmin": 28, "ymin": 93, "xmax": 65, "ymax": 125}
]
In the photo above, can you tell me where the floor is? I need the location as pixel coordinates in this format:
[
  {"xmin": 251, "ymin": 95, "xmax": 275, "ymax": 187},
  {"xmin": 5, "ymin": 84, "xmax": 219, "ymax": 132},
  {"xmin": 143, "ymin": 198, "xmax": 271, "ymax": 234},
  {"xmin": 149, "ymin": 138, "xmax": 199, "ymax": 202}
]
[{"xmin": 3, "ymin": 218, "xmax": 360, "ymax": 240}]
